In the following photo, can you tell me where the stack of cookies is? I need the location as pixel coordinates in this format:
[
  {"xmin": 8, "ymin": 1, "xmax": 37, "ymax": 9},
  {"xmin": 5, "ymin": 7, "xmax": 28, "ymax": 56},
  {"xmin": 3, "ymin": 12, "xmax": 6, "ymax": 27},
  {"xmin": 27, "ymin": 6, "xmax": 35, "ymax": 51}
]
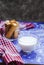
[{"xmin": 5, "ymin": 20, "xmax": 19, "ymax": 39}]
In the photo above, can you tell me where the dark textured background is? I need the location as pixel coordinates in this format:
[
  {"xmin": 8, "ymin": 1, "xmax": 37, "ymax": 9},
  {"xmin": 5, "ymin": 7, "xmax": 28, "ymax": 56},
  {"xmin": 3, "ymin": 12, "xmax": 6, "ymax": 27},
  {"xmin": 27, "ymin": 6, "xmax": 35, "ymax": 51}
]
[{"xmin": 0, "ymin": 0, "xmax": 44, "ymax": 21}]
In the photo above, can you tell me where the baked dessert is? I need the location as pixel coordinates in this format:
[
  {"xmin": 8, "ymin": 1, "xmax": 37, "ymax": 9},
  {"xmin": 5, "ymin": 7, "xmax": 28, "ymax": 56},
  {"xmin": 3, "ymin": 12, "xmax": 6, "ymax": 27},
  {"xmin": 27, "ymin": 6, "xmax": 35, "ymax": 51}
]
[
  {"xmin": 5, "ymin": 20, "xmax": 19, "ymax": 39},
  {"xmin": 5, "ymin": 20, "xmax": 11, "ymax": 35}
]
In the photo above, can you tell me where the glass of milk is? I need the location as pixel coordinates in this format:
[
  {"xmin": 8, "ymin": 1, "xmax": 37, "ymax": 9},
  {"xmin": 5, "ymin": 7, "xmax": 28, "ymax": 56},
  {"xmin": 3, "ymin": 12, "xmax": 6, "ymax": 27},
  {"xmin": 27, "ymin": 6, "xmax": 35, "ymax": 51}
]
[{"xmin": 18, "ymin": 31, "xmax": 38, "ymax": 53}]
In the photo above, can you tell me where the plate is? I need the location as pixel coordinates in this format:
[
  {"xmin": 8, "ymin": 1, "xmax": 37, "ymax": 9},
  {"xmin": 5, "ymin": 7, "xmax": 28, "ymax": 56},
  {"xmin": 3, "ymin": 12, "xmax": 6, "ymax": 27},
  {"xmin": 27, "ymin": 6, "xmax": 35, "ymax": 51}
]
[{"xmin": 3, "ymin": 34, "xmax": 16, "ymax": 41}]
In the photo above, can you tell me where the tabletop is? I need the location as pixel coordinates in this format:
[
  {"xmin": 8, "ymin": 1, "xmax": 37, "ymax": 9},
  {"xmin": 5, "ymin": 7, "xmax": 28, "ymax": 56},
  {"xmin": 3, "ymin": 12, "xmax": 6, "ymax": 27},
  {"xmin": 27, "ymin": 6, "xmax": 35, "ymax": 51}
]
[
  {"xmin": 13, "ymin": 22, "xmax": 44, "ymax": 64},
  {"xmin": 0, "ymin": 21, "xmax": 44, "ymax": 65}
]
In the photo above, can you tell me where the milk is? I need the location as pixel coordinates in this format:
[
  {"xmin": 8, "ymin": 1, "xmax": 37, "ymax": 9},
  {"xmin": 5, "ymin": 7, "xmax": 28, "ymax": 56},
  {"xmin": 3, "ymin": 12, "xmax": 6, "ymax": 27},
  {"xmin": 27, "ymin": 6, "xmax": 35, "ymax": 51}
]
[{"xmin": 18, "ymin": 36, "xmax": 37, "ymax": 52}]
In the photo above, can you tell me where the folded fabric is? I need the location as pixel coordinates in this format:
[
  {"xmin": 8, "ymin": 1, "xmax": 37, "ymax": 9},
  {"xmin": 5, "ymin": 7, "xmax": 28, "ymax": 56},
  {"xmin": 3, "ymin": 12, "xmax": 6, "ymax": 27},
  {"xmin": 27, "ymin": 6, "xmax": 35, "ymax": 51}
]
[
  {"xmin": 25, "ymin": 23, "xmax": 35, "ymax": 30},
  {"xmin": 0, "ymin": 22, "xmax": 5, "ymax": 36},
  {"xmin": 0, "ymin": 35, "xmax": 24, "ymax": 65},
  {"xmin": 20, "ymin": 22, "xmax": 35, "ymax": 30}
]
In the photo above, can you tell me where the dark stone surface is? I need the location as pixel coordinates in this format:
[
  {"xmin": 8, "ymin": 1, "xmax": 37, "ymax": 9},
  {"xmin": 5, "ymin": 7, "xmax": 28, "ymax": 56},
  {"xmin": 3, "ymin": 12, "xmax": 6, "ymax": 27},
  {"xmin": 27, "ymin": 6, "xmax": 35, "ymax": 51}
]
[{"xmin": 0, "ymin": 0, "xmax": 44, "ymax": 21}]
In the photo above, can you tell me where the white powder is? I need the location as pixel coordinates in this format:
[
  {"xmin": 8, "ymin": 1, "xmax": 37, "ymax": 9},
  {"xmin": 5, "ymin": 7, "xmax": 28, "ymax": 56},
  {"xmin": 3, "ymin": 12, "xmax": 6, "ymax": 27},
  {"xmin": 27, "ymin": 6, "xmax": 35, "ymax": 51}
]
[{"xmin": 18, "ymin": 36, "xmax": 37, "ymax": 46}]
